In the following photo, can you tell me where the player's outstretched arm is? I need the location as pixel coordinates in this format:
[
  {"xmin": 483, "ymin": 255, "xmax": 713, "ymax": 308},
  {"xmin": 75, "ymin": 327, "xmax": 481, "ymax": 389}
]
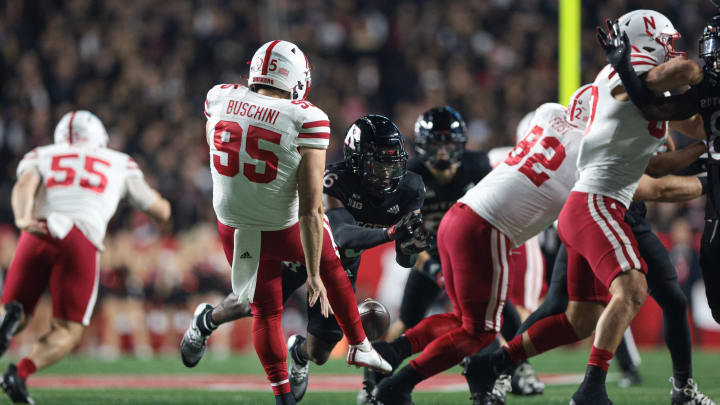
[
  {"xmin": 298, "ymin": 147, "xmax": 332, "ymax": 318},
  {"xmin": 634, "ymin": 174, "xmax": 705, "ymax": 202},
  {"xmin": 126, "ymin": 176, "xmax": 171, "ymax": 222},
  {"xmin": 11, "ymin": 169, "xmax": 47, "ymax": 235},
  {"xmin": 324, "ymin": 196, "xmax": 391, "ymax": 250},
  {"xmin": 645, "ymin": 139, "xmax": 707, "ymax": 177}
]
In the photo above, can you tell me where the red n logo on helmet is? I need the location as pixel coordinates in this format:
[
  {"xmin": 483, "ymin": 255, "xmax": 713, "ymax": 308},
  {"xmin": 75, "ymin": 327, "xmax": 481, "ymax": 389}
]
[{"xmin": 643, "ymin": 16, "xmax": 656, "ymax": 37}]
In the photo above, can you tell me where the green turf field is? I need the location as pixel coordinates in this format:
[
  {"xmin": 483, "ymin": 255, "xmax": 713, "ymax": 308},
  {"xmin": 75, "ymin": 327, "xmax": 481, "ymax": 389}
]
[{"xmin": 5, "ymin": 348, "xmax": 720, "ymax": 404}]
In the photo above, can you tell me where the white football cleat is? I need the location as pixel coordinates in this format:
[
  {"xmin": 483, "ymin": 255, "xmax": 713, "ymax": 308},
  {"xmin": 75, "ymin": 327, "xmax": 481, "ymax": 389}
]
[{"xmin": 346, "ymin": 338, "xmax": 392, "ymax": 374}]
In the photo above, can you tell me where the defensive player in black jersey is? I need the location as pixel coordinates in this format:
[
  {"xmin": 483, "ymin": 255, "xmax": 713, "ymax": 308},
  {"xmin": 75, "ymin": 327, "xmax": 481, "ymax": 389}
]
[
  {"xmin": 597, "ymin": 17, "xmax": 720, "ymax": 324},
  {"xmin": 178, "ymin": 115, "xmax": 430, "ymax": 402},
  {"xmin": 385, "ymin": 106, "xmax": 493, "ymax": 342}
]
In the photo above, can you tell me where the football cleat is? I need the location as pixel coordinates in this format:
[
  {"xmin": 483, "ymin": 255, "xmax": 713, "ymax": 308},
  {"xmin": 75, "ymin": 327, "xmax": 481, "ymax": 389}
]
[
  {"xmin": 510, "ymin": 361, "xmax": 544, "ymax": 395},
  {"xmin": 487, "ymin": 374, "xmax": 512, "ymax": 405},
  {"xmin": 1, "ymin": 364, "xmax": 34, "ymax": 404},
  {"xmin": 371, "ymin": 375, "xmax": 414, "ymax": 405},
  {"xmin": 461, "ymin": 354, "xmax": 500, "ymax": 399},
  {"xmin": 347, "ymin": 339, "xmax": 391, "ymax": 374},
  {"xmin": 287, "ymin": 334, "xmax": 309, "ymax": 402},
  {"xmin": 670, "ymin": 378, "xmax": 716, "ymax": 405},
  {"xmin": 570, "ymin": 384, "xmax": 614, "ymax": 405},
  {"xmin": 0, "ymin": 301, "xmax": 23, "ymax": 358},
  {"xmin": 470, "ymin": 391, "xmax": 497, "ymax": 405},
  {"xmin": 180, "ymin": 303, "xmax": 213, "ymax": 368},
  {"xmin": 617, "ymin": 368, "xmax": 643, "ymax": 388}
]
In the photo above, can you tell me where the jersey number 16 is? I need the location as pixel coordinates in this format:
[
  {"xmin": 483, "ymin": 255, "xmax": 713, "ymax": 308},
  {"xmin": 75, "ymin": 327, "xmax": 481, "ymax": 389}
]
[{"xmin": 504, "ymin": 125, "xmax": 566, "ymax": 187}]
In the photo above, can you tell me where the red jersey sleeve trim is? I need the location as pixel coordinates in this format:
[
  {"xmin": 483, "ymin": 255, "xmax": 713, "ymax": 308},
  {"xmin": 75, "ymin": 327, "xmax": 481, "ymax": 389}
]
[
  {"xmin": 301, "ymin": 120, "xmax": 330, "ymax": 129},
  {"xmin": 298, "ymin": 132, "xmax": 330, "ymax": 139}
]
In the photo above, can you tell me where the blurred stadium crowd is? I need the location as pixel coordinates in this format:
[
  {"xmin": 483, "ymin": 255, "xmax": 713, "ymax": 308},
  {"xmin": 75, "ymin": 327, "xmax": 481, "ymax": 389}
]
[{"xmin": 0, "ymin": 0, "xmax": 718, "ymax": 357}]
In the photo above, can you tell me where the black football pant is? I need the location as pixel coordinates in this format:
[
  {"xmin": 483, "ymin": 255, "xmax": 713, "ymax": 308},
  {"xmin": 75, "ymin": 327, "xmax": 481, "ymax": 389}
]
[{"xmin": 701, "ymin": 219, "xmax": 720, "ymax": 324}]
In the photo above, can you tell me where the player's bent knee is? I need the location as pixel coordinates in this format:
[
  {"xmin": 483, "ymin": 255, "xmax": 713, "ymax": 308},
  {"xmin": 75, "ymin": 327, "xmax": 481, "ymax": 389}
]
[{"xmin": 611, "ymin": 270, "xmax": 647, "ymax": 309}]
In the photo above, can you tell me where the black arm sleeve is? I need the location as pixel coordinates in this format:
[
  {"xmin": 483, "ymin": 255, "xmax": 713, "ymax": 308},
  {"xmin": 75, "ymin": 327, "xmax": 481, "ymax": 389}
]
[
  {"xmin": 612, "ymin": 58, "xmax": 656, "ymax": 108},
  {"xmin": 395, "ymin": 241, "xmax": 418, "ymax": 268},
  {"xmin": 326, "ymin": 207, "xmax": 391, "ymax": 250}
]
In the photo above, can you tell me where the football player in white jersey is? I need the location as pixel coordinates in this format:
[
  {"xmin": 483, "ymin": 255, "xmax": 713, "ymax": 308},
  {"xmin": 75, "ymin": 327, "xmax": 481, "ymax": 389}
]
[
  {"xmin": 373, "ymin": 81, "xmax": 709, "ymax": 404},
  {"xmin": 200, "ymin": 40, "xmax": 389, "ymax": 405},
  {"xmin": 0, "ymin": 111, "xmax": 171, "ymax": 403}
]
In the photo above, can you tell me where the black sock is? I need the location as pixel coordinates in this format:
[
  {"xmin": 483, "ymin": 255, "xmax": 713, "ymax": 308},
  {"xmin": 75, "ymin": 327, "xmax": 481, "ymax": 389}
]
[
  {"xmin": 491, "ymin": 347, "xmax": 515, "ymax": 375},
  {"xmin": 196, "ymin": 308, "xmax": 218, "ymax": 336},
  {"xmin": 672, "ymin": 372, "xmax": 690, "ymax": 388},
  {"xmin": 275, "ymin": 392, "xmax": 296, "ymax": 405},
  {"xmin": 583, "ymin": 365, "xmax": 607, "ymax": 386},
  {"xmin": 390, "ymin": 335, "xmax": 412, "ymax": 360},
  {"xmin": 396, "ymin": 365, "xmax": 423, "ymax": 388},
  {"xmin": 292, "ymin": 339, "xmax": 308, "ymax": 366}
]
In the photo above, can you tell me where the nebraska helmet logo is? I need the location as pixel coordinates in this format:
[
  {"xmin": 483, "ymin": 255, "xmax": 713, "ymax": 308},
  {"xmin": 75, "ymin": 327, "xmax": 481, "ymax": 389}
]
[
  {"xmin": 250, "ymin": 57, "xmax": 264, "ymax": 73},
  {"xmin": 643, "ymin": 16, "xmax": 656, "ymax": 37},
  {"xmin": 345, "ymin": 124, "xmax": 361, "ymax": 151}
]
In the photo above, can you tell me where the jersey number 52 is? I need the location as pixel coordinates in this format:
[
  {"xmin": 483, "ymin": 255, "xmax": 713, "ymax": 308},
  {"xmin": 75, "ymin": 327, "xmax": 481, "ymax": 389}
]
[
  {"xmin": 212, "ymin": 120, "xmax": 281, "ymax": 183},
  {"xmin": 504, "ymin": 125, "xmax": 566, "ymax": 187}
]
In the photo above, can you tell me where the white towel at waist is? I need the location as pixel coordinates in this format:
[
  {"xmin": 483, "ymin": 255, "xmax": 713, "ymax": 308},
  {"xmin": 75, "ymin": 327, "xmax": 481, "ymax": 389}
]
[{"xmin": 231, "ymin": 227, "xmax": 262, "ymax": 303}]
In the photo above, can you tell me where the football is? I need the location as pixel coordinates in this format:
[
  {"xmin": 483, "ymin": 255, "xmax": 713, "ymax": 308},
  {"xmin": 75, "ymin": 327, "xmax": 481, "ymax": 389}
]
[{"xmin": 358, "ymin": 298, "xmax": 391, "ymax": 341}]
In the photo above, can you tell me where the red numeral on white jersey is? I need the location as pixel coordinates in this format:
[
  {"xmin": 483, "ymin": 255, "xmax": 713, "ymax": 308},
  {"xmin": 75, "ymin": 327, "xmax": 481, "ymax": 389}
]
[
  {"xmin": 47, "ymin": 154, "xmax": 111, "ymax": 193},
  {"xmin": 212, "ymin": 120, "xmax": 282, "ymax": 183},
  {"xmin": 504, "ymin": 125, "xmax": 566, "ymax": 187}
]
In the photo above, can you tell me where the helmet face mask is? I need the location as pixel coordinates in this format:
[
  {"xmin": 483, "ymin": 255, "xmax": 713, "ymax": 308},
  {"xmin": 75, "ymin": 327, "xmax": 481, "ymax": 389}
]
[
  {"xmin": 414, "ymin": 106, "xmax": 467, "ymax": 170},
  {"xmin": 343, "ymin": 115, "xmax": 408, "ymax": 199},
  {"xmin": 700, "ymin": 17, "xmax": 720, "ymax": 71}
]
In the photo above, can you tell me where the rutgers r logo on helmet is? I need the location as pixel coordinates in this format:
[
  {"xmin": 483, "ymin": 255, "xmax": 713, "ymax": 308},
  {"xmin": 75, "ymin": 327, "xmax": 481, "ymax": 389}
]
[{"xmin": 344, "ymin": 124, "xmax": 361, "ymax": 151}]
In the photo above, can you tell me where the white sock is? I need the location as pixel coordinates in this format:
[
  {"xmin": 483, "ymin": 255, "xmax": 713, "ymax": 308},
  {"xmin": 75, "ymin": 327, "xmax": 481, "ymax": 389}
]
[{"xmin": 353, "ymin": 337, "xmax": 372, "ymax": 352}]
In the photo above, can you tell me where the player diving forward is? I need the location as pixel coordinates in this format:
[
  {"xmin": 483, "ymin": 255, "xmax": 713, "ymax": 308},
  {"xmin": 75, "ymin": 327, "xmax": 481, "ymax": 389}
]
[
  {"xmin": 463, "ymin": 93, "xmax": 713, "ymax": 405},
  {"xmin": 597, "ymin": 10, "xmax": 720, "ymax": 325},
  {"xmin": 0, "ymin": 111, "xmax": 171, "ymax": 404},
  {"xmin": 199, "ymin": 40, "xmax": 392, "ymax": 405},
  {"xmin": 183, "ymin": 114, "xmax": 429, "ymax": 402}
]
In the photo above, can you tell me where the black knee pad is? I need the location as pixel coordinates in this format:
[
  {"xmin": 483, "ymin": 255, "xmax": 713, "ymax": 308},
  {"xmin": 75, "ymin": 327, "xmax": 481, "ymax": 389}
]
[{"xmin": 399, "ymin": 270, "xmax": 441, "ymax": 328}]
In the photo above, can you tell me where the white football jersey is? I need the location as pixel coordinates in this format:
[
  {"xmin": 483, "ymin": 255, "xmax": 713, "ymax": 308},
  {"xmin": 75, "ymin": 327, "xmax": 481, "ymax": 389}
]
[
  {"xmin": 204, "ymin": 84, "xmax": 331, "ymax": 230},
  {"xmin": 460, "ymin": 103, "xmax": 583, "ymax": 247},
  {"xmin": 574, "ymin": 54, "xmax": 667, "ymax": 208},
  {"xmin": 16, "ymin": 144, "xmax": 149, "ymax": 250}
]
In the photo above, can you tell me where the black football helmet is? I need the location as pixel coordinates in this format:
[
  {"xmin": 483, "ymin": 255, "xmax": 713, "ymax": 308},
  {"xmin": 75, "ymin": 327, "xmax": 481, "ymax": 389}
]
[
  {"xmin": 414, "ymin": 106, "xmax": 468, "ymax": 170},
  {"xmin": 700, "ymin": 15, "xmax": 720, "ymax": 71},
  {"xmin": 343, "ymin": 115, "xmax": 408, "ymax": 198}
]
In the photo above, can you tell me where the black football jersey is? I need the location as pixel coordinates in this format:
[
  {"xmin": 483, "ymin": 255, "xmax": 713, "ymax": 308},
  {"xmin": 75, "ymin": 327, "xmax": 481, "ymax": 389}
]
[
  {"xmin": 695, "ymin": 69, "xmax": 720, "ymax": 219},
  {"xmin": 323, "ymin": 162, "xmax": 425, "ymax": 277},
  {"xmin": 408, "ymin": 151, "xmax": 492, "ymax": 235}
]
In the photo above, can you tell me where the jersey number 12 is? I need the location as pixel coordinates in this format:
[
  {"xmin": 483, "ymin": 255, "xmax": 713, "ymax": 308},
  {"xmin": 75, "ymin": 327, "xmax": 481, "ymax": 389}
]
[{"xmin": 504, "ymin": 125, "xmax": 566, "ymax": 187}]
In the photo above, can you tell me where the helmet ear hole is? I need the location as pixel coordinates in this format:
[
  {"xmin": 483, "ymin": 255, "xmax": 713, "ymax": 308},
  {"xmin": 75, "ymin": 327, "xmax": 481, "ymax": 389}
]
[{"xmin": 643, "ymin": 46, "xmax": 656, "ymax": 53}]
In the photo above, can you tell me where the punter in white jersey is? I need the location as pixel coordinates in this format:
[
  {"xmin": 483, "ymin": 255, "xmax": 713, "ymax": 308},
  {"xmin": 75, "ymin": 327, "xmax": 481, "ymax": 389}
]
[
  {"xmin": 200, "ymin": 40, "xmax": 389, "ymax": 405},
  {"xmin": 0, "ymin": 111, "xmax": 170, "ymax": 403}
]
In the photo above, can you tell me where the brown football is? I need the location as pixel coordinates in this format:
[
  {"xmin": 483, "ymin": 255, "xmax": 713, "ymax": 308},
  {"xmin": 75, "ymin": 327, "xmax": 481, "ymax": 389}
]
[{"xmin": 358, "ymin": 298, "xmax": 390, "ymax": 341}]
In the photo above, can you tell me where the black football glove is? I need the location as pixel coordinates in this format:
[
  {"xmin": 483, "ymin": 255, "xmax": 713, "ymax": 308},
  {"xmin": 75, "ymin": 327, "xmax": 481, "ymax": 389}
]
[
  {"xmin": 387, "ymin": 211, "xmax": 424, "ymax": 241},
  {"xmin": 398, "ymin": 225, "xmax": 433, "ymax": 255},
  {"xmin": 596, "ymin": 19, "xmax": 631, "ymax": 69}
]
